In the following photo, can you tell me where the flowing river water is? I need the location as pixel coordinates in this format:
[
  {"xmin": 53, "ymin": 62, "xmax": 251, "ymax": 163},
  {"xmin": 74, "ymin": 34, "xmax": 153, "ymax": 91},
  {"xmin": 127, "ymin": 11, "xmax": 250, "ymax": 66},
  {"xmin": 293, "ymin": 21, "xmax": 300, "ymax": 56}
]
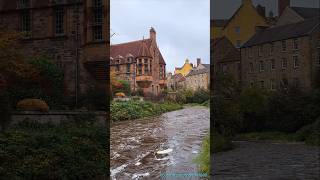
[{"xmin": 110, "ymin": 107, "xmax": 210, "ymax": 180}]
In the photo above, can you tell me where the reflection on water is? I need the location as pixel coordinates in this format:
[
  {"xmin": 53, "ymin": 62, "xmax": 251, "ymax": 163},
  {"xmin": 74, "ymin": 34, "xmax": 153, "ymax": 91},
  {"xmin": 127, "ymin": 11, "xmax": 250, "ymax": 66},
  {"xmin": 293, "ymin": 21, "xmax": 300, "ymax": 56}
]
[{"xmin": 110, "ymin": 107, "xmax": 209, "ymax": 180}]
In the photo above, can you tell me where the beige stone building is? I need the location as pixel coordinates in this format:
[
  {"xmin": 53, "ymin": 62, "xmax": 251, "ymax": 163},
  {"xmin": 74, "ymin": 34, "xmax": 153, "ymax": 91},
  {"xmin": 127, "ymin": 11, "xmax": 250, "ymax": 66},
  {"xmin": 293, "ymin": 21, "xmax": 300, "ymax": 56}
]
[
  {"xmin": 185, "ymin": 60, "xmax": 210, "ymax": 91},
  {"xmin": 241, "ymin": 17, "xmax": 320, "ymax": 91},
  {"xmin": 0, "ymin": 0, "xmax": 109, "ymax": 99},
  {"xmin": 110, "ymin": 28, "xmax": 166, "ymax": 97}
]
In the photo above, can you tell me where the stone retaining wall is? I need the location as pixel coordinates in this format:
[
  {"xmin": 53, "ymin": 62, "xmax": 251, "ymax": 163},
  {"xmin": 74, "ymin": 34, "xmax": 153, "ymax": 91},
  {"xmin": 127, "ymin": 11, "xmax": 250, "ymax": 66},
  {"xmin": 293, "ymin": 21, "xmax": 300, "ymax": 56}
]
[{"xmin": 8, "ymin": 110, "xmax": 107, "ymax": 128}]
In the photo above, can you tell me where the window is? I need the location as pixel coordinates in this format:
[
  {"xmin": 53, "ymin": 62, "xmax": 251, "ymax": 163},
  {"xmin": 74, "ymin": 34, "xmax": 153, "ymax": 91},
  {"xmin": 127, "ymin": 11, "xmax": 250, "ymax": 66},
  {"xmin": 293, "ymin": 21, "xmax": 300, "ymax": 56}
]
[
  {"xmin": 250, "ymin": 81, "xmax": 254, "ymax": 88},
  {"xmin": 270, "ymin": 79, "xmax": 275, "ymax": 90},
  {"xmin": 249, "ymin": 62, "xmax": 254, "ymax": 73},
  {"xmin": 317, "ymin": 38, "xmax": 320, "ymax": 48},
  {"xmin": 126, "ymin": 64, "xmax": 130, "ymax": 73},
  {"xmin": 259, "ymin": 61, "xmax": 264, "ymax": 72},
  {"xmin": 222, "ymin": 64, "xmax": 227, "ymax": 73},
  {"xmin": 260, "ymin": 81, "xmax": 265, "ymax": 89},
  {"xmin": 271, "ymin": 59, "xmax": 275, "ymax": 70},
  {"xmin": 21, "ymin": 12, "xmax": 31, "ymax": 33},
  {"xmin": 270, "ymin": 43, "xmax": 274, "ymax": 55},
  {"xmin": 293, "ymin": 55, "xmax": 299, "ymax": 68},
  {"xmin": 235, "ymin": 26, "xmax": 240, "ymax": 33},
  {"xmin": 281, "ymin": 40, "xmax": 286, "ymax": 51},
  {"xmin": 293, "ymin": 78, "xmax": 300, "ymax": 88},
  {"xmin": 282, "ymin": 58, "xmax": 287, "ymax": 69},
  {"xmin": 236, "ymin": 40, "xmax": 241, "ymax": 48},
  {"xmin": 92, "ymin": 0, "xmax": 103, "ymax": 41},
  {"xmin": 54, "ymin": 7, "xmax": 64, "ymax": 35},
  {"xmin": 281, "ymin": 78, "xmax": 288, "ymax": 88},
  {"xmin": 317, "ymin": 53, "xmax": 320, "ymax": 66},
  {"xmin": 293, "ymin": 38, "xmax": 298, "ymax": 50},
  {"xmin": 116, "ymin": 65, "xmax": 120, "ymax": 72},
  {"xmin": 258, "ymin": 45, "xmax": 263, "ymax": 56},
  {"xmin": 249, "ymin": 47, "xmax": 253, "ymax": 57}
]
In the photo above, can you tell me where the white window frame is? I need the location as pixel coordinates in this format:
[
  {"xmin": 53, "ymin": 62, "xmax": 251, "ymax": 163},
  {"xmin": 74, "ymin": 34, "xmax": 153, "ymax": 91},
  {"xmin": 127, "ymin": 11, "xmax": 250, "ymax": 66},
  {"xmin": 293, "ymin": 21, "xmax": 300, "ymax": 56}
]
[
  {"xmin": 281, "ymin": 40, "xmax": 286, "ymax": 52},
  {"xmin": 293, "ymin": 38, "xmax": 299, "ymax": 50}
]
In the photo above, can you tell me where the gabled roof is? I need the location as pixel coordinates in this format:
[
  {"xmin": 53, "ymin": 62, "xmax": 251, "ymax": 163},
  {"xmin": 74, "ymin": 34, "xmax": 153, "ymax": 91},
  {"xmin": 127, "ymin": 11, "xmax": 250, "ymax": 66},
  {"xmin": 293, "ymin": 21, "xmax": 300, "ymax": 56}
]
[
  {"xmin": 212, "ymin": 36, "xmax": 240, "ymax": 63},
  {"xmin": 186, "ymin": 67, "xmax": 210, "ymax": 77},
  {"xmin": 110, "ymin": 38, "xmax": 166, "ymax": 65},
  {"xmin": 243, "ymin": 17, "xmax": 320, "ymax": 48},
  {"xmin": 211, "ymin": 19, "xmax": 228, "ymax": 27},
  {"xmin": 202, "ymin": 64, "xmax": 210, "ymax": 69},
  {"xmin": 222, "ymin": 3, "xmax": 267, "ymax": 29},
  {"xmin": 291, "ymin": 7, "xmax": 320, "ymax": 19},
  {"xmin": 174, "ymin": 73, "xmax": 186, "ymax": 82}
]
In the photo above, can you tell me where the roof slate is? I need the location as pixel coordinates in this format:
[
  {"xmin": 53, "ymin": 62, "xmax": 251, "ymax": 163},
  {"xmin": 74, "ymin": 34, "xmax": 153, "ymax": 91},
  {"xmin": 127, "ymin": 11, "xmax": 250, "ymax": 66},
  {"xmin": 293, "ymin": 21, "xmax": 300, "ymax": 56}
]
[
  {"xmin": 292, "ymin": 7, "xmax": 320, "ymax": 19},
  {"xmin": 243, "ymin": 17, "xmax": 320, "ymax": 48}
]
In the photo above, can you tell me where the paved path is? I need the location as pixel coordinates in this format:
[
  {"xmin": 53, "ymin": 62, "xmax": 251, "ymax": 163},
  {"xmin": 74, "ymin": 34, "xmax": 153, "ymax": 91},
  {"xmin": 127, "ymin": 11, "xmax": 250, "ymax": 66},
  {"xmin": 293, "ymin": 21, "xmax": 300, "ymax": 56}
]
[{"xmin": 212, "ymin": 141, "xmax": 320, "ymax": 180}]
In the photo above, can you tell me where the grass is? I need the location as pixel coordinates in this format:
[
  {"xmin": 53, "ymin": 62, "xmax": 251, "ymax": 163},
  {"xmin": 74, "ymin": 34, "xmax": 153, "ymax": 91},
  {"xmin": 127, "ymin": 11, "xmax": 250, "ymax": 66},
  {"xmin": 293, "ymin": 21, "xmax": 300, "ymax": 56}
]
[{"xmin": 194, "ymin": 135, "xmax": 210, "ymax": 175}]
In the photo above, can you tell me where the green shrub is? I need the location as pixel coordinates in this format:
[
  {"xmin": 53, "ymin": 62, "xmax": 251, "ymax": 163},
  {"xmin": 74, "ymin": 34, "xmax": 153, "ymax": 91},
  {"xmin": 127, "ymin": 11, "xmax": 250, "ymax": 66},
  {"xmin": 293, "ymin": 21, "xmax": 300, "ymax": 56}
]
[
  {"xmin": 212, "ymin": 132, "xmax": 234, "ymax": 153},
  {"xmin": 0, "ymin": 121, "xmax": 108, "ymax": 179},
  {"xmin": 192, "ymin": 88, "xmax": 209, "ymax": 104},
  {"xmin": 111, "ymin": 101, "xmax": 182, "ymax": 122},
  {"xmin": 296, "ymin": 117, "xmax": 320, "ymax": 146}
]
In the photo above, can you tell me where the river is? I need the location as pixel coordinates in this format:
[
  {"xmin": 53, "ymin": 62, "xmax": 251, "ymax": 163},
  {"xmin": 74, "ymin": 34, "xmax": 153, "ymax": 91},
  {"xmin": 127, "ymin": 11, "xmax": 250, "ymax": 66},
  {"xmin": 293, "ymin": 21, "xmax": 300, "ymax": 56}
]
[{"xmin": 110, "ymin": 107, "xmax": 210, "ymax": 180}]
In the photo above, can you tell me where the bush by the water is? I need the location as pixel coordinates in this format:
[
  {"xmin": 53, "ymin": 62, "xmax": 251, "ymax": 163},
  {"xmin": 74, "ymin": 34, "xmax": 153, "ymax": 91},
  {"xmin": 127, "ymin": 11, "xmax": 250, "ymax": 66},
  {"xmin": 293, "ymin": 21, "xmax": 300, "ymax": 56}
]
[
  {"xmin": 176, "ymin": 88, "xmax": 209, "ymax": 104},
  {"xmin": 111, "ymin": 101, "xmax": 182, "ymax": 121},
  {"xmin": 0, "ymin": 120, "xmax": 108, "ymax": 179},
  {"xmin": 213, "ymin": 87, "xmax": 320, "ymax": 138}
]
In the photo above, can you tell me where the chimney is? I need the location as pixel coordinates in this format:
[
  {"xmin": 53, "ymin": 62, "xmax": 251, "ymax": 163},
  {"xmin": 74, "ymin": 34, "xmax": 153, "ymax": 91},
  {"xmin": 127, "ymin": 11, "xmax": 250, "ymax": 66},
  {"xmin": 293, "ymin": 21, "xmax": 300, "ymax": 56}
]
[
  {"xmin": 256, "ymin": 5, "xmax": 266, "ymax": 17},
  {"xmin": 150, "ymin": 27, "xmax": 156, "ymax": 41},
  {"xmin": 278, "ymin": 0, "xmax": 290, "ymax": 16},
  {"xmin": 242, "ymin": 0, "xmax": 252, "ymax": 6},
  {"xmin": 197, "ymin": 58, "xmax": 201, "ymax": 67}
]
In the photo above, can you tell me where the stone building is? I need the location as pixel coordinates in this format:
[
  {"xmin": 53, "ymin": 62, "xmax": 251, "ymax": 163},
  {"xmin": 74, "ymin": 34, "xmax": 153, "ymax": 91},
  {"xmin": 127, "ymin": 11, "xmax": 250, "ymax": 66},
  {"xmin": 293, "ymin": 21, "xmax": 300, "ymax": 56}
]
[
  {"xmin": 241, "ymin": 17, "xmax": 320, "ymax": 91},
  {"xmin": 110, "ymin": 28, "xmax": 166, "ymax": 96},
  {"xmin": 166, "ymin": 73, "xmax": 186, "ymax": 91},
  {"xmin": 276, "ymin": 0, "xmax": 319, "ymax": 26},
  {"xmin": 213, "ymin": 36, "xmax": 241, "ymax": 83},
  {"xmin": 185, "ymin": 59, "xmax": 210, "ymax": 91},
  {"xmin": 0, "ymin": 0, "xmax": 109, "ymax": 99}
]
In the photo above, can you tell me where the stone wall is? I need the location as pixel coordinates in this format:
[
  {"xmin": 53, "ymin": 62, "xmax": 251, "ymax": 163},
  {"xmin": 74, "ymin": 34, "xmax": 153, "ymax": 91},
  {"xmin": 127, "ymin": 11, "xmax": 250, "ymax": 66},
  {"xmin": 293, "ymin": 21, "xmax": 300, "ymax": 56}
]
[{"xmin": 8, "ymin": 110, "xmax": 107, "ymax": 128}]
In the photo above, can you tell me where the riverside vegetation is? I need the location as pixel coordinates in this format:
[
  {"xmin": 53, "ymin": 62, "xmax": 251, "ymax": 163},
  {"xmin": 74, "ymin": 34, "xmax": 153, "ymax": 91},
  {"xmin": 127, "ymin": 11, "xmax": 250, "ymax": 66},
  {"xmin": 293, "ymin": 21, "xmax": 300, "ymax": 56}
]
[
  {"xmin": 0, "ymin": 116, "xmax": 108, "ymax": 179},
  {"xmin": 213, "ymin": 73, "xmax": 320, "ymax": 146}
]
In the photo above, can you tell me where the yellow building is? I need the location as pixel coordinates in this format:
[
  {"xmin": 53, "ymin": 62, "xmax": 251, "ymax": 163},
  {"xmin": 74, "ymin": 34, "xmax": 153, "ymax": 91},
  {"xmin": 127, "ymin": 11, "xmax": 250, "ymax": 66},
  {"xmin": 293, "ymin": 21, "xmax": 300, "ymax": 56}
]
[
  {"xmin": 210, "ymin": 19, "xmax": 228, "ymax": 39},
  {"xmin": 223, "ymin": 0, "xmax": 268, "ymax": 48},
  {"xmin": 174, "ymin": 59, "xmax": 193, "ymax": 76},
  {"xmin": 210, "ymin": 0, "xmax": 269, "ymax": 48}
]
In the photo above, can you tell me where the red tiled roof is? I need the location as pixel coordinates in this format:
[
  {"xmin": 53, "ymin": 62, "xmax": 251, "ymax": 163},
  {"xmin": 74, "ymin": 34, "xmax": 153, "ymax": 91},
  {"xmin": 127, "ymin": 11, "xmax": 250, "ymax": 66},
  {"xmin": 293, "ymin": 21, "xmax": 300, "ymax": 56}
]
[{"xmin": 111, "ymin": 38, "xmax": 166, "ymax": 65}]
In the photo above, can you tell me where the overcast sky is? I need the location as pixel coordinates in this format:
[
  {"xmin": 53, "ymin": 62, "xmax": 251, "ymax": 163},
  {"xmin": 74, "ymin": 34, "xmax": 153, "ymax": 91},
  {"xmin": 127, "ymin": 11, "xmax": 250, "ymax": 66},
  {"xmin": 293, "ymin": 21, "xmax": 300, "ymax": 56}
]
[
  {"xmin": 211, "ymin": 0, "xmax": 320, "ymax": 19},
  {"xmin": 111, "ymin": 0, "xmax": 210, "ymax": 73}
]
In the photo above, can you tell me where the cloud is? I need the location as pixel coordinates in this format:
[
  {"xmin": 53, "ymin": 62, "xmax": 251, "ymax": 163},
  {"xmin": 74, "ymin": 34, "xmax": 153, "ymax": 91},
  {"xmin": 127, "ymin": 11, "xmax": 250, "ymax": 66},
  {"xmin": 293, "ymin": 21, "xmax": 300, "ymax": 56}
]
[{"xmin": 111, "ymin": 0, "xmax": 210, "ymax": 73}]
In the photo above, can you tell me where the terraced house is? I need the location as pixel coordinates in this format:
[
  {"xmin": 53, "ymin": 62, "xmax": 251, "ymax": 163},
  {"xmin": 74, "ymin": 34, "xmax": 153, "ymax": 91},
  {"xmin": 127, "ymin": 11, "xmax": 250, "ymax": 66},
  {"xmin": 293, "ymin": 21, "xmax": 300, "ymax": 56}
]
[
  {"xmin": 110, "ymin": 27, "xmax": 166, "ymax": 96},
  {"xmin": 241, "ymin": 17, "xmax": 320, "ymax": 91},
  {"xmin": 0, "ymin": 0, "xmax": 109, "ymax": 98}
]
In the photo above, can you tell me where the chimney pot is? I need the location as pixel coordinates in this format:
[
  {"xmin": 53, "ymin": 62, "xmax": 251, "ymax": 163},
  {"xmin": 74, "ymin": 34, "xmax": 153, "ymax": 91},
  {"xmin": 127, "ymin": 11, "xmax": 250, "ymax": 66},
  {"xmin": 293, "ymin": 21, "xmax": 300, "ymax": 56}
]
[
  {"xmin": 278, "ymin": 0, "xmax": 290, "ymax": 16},
  {"xmin": 197, "ymin": 58, "xmax": 201, "ymax": 66}
]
